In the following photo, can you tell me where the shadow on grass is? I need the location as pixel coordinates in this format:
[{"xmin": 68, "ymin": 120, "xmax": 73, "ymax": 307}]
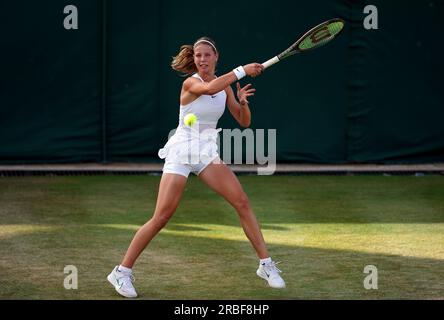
[
  {"xmin": 163, "ymin": 224, "xmax": 210, "ymax": 232},
  {"xmin": 164, "ymin": 223, "xmax": 292, "ymax": 232},
  {"xmin": 259, "ymin": 224, "xmax": 292, "ymax": 231},
  {"xmin": 1, "ymin": 176, "xmax": 444, "ymax": 228},
  {"xmin": 0, "ymin": 222, "xmax": 443, "ymax": 300},
  {"xmin": 1, "ymin": 177, "xmax": 444, "ymax": 298}
]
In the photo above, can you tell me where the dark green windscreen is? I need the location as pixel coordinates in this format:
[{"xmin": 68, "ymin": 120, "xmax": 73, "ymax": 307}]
[{"xmin": 1, "ymin": 0, "xmax": 443, "ymax": 164}]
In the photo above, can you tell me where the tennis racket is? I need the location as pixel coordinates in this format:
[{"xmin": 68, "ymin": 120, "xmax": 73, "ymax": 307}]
[{"xmin": 262, "ymin": 18, "xmax": 345, "ymax": 69}]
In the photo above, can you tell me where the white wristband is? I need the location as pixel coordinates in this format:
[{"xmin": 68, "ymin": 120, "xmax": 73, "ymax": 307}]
[{"xmin": 233, "ymin": 66, "xmax": 246, "ymax": 80}]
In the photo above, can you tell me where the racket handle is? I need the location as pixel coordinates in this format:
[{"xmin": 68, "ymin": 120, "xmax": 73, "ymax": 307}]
[{"xmin": 262, "ymin": 56, "xmax": 280, "ymax": 69}]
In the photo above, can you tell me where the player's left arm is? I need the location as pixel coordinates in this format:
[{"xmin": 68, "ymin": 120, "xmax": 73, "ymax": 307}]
[{"xmin": 225, "ymin": 83, "xmax": 255, "ymax": 128}]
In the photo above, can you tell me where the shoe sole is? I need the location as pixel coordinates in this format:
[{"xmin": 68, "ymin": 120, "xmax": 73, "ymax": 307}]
[{"xmin": 107, "ymin": 272, "xmax": 138, "ymax": 298}]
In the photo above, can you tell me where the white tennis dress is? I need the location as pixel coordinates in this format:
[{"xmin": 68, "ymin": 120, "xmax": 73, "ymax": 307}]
[{"xmin": 158, "ymin": 73, "xmax": 227, "ymax": 177}]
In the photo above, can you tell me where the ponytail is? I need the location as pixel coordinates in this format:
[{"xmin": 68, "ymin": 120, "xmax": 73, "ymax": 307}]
[{"xmin": 171, "ymin": 45, "xmax": 197, "ymax": 75}]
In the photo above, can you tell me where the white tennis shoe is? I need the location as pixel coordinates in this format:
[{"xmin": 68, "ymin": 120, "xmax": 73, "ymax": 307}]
[
  {"xmin": 107, "ymin": 266, "xmax": 138, "ymax": 298},
  {"xmin": 256, "ymin": 260, "xmax": 286, "ymax": 289}
]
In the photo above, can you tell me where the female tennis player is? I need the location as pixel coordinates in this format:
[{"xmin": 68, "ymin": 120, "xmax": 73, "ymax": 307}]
[{"xmin": 107, "ymin": 37, "xmax": 285, "ymax": 298}]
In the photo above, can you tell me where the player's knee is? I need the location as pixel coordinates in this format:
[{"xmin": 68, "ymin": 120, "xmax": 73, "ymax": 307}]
[
  {"xmin": 152, "ymin": 211, "xmax": 174, "ymax": 229},
  {"xmin": 154, "ymin": 216, "xmax": 170, "ymax": 229},
  {"xmin": 233, "ymin": 192, "xmax": 251, "ymax": 212}
]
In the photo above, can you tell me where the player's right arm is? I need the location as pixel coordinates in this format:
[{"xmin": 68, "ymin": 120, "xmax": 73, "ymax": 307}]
[{"xmin": 184, "ymin": 63, "xmax": 264, "ymax": 96}]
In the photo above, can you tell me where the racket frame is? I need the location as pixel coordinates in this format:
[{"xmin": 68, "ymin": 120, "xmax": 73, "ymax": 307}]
[{"xmin": 262, "ymin": 18, "xmax": 345, "ymax": 70}]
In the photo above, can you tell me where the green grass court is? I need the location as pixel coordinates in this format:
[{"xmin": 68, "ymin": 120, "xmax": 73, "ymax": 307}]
[{"xmin": 0, "ymin": 175, "xmax": 443, "ymax": 299}]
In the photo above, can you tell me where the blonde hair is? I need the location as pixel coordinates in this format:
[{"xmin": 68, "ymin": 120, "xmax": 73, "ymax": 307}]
[{"xmin": 171, "ymin": 37, "xmax": 218, "ymax": 76}]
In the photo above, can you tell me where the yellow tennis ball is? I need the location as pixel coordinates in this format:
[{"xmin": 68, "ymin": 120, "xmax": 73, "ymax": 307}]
[{"xmin": 184, "ymin": 113, "xmax": 198, "ymax": 126}]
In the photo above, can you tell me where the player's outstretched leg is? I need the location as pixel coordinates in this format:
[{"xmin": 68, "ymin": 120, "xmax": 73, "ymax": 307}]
[
  {"xmin": 198, "ymin": 160, "xmax": 285, "ymax": 289},
  {"xmin": 107, "ymin": 173, "xmax": 188, "ymax": 298}
]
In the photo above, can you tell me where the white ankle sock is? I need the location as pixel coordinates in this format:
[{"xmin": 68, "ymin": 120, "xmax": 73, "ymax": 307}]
[
  {"xmin": 118, "ymin": 265, "xmax": 132, "ymax": 274},
  {"xmin": 260, "ymin": 257, "xmax": 272, "ymax": 265}
]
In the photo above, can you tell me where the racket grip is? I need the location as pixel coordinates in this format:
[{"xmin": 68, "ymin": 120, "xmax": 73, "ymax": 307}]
[{"xmin": 262, "ymin": 56, "xmax": 280, "ymax": 69}]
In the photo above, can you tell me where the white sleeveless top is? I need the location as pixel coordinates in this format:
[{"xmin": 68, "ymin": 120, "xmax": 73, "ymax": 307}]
[
  {"xmin": 178, "ymin": 73, "xmax": 226, "ymax": 131},
  {"xmin": 158, "ymin": 73, "xmax": 227, "ymax": 164}
]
